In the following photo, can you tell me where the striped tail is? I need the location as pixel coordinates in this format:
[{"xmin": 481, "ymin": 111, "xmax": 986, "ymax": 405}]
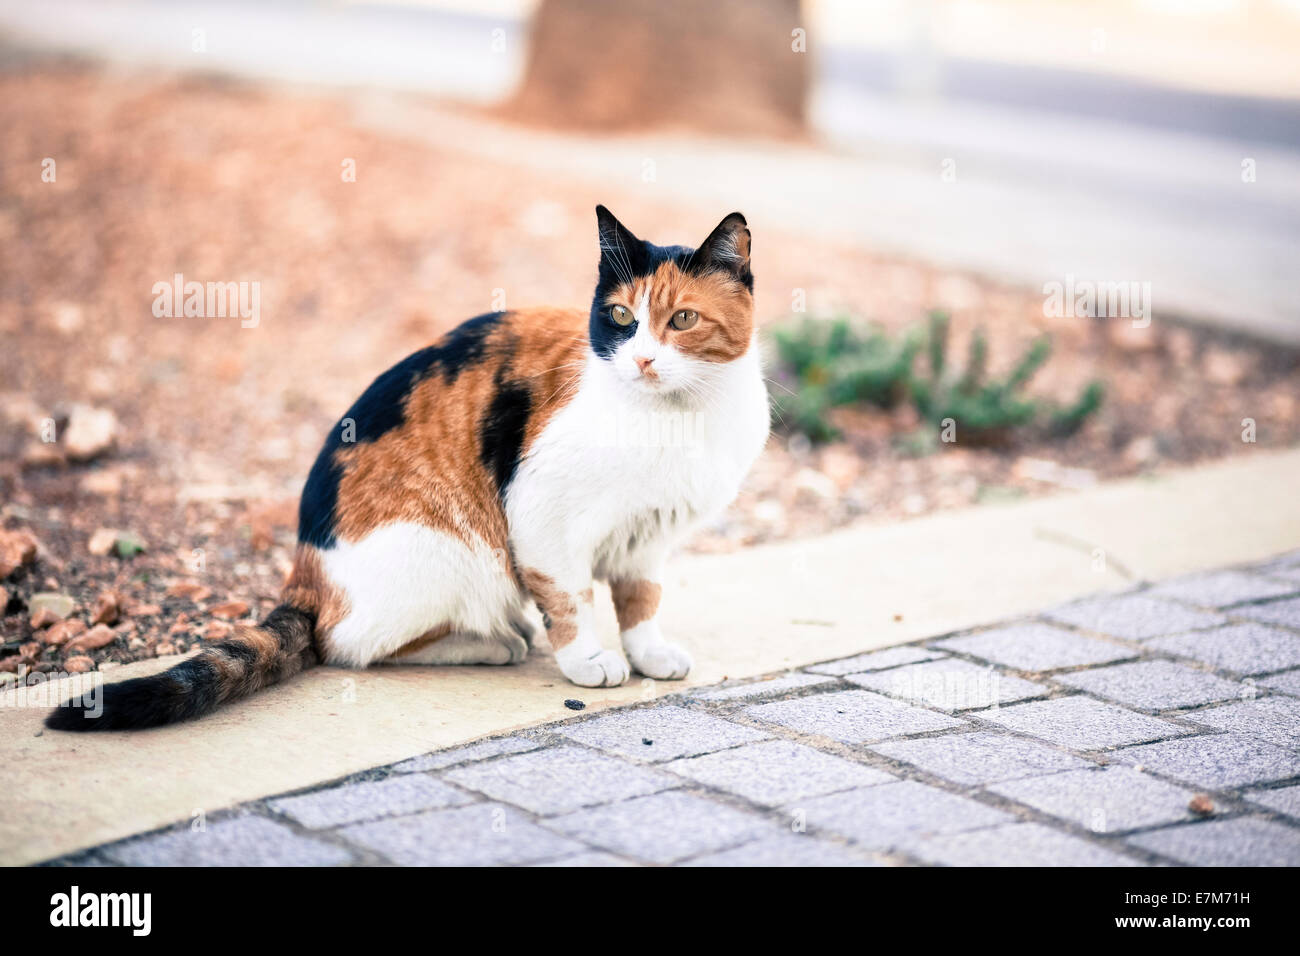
[{"xmin": 45, "ymin": 604, "xmax": 318, "ymax": 732}]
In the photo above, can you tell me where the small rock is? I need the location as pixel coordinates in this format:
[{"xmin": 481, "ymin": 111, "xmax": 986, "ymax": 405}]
[
  {"xmin": 21, "ymin": 442, "xmax": 65, "ymax": 468},
  {"xmin": 792, "ymin": 467, "xmax": 838, "ymax": 504},
  {"xmin": 209, "ymin": 600, "xmax": 250, "ymax": 620},
  {"xmin": 1108, "ymin": 321, "xmax": 1158, "ymax": 352},
  {"xmin": 91, "ymin": 591, "xmax": 120, "ymax": 626},
  {"xmin": 62, "ymin": 404, "xmax": 118, "ymax": 462},
  {"xmin": 818, "ymin": 444, "xmax": 861, "ymax": 491},
  {"xmin": 29, "ymin": 592, "xmax": 76, "ymax": 624},
  {"xmin": 66, "ymin": 624, "xmax": 117, "ymax": 652},
  {"xmin": 202, "ymin": 620, "xmax": 234, "ymax": 640},
  {"xmin": 41, "ymin": 619, "xmax": 87, "ymax": 646},
  {"xmin": 0, "ymin": 528, "xmax": 39, "ymax": 579},
  {"xmin": 1188, "ymin": 793, "xmax": 1215, "ymax": 816},
  {"xmin": 154, "ymin": 641, "xmax": 177, "ymax": 657},
  {"xmin": 63, "ymin": 655, "xmax": 94, "ymax": 674},
  {"xmin": 79, "ymin": 469, "xmax": 124, "ymax": 496},
  {"xmin": 563, "ymin": 698, "xmax": 585, "ymax": 711},
  {"xmin": 87, "ymin": 528, "xmax": 119, "ymax": 556},
  {"xmin": 30, "ymin": 606, "xmax": 60, "ymax": 628},
  {"xmin": 1202, "ymin": 348, "xmax": 1249, "ymax": 387},
  {"xmin": 19, "ymin": 641, "xmax": 42, "ymax": 661},
  {"xmin": 167, "ymin": 580, "xmax": 213, "ymax": 602},
  {"xmin": 1123, "ymin": 436, "xmax": 1159, "ymax": 467},
  {"xmin": 129, "ymin": 603, "xmax": 163, "ymax": 617},
  {"xmin": 87, "ymin": 528, "xmax": 146, "ymax": 558},
  {"xmin": 51, "ymin": 301, "xmax": 84, "ymax": 334}
]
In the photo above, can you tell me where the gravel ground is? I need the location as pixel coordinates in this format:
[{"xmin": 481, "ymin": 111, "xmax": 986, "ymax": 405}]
[{"xmin": 2, "ymin": 63, "xmax": 1298, "ymax": 674}]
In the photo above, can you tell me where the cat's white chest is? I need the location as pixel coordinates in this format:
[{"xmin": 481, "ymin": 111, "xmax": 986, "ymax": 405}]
[{"xmin": 506, "ymin": 350, "xmax": 769, "ymax": 563}]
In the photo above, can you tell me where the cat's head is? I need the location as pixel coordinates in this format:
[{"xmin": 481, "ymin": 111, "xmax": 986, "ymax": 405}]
[{"xmin": 589, "ymin": 206, "xmax": 754, "ymax": 397}]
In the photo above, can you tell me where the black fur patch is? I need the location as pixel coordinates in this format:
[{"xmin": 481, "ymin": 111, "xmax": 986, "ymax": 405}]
[
  {"xmin": 299, "ymin": 313, "xmax": 503, "ymax": 548},
  {"xmin": 480, "ymin": 371, "xmax": 532, "ymax": 496}
]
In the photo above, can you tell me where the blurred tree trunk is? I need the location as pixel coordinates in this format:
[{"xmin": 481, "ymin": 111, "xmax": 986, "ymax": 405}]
[{"xmin": 503, "ymin": 0, "xmax": 809, "ymax": 137}]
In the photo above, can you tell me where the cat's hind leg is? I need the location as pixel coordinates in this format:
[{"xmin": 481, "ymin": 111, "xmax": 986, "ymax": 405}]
[{"xmin": 378, "ymin": 628, "xmax": 528, "ymax": 666}]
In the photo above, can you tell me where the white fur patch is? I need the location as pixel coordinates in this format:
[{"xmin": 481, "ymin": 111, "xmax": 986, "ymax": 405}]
[{"xmin": 320, "ymin": 522, "xmax": 524, "ymax": 667}]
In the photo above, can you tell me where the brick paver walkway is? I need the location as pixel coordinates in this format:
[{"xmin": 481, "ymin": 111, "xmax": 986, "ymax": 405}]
[{"xmin": 52, "ymin": 553, "xmax": 1300, "ymax": 866}]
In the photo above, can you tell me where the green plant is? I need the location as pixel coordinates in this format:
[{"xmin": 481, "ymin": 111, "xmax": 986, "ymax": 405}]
[
  {"xmin": 768, "ymin": 310, "xmax": 1104, "ymax": 446},
  {"xmin": 770, "ymin": 317, "xmax": 919, "ymax": 440},
  {"xmin": 910, "ymin": 310, "xmax": 1052, "ymax": 444}
]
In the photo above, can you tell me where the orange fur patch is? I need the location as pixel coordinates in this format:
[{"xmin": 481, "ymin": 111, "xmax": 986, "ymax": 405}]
[
  {"xmin": 521, "ymin": 567, "xmax": 592, "ymax": 650},
  {"xmin": 604, "ymin": 261, "xmax": 753, "ymax": 363},
  {"xmin": 610, "ymin": 578, "xmax": 662, "ymax": 631},
  {"xmin": 326, "ymin": 310, "xmax": 589, "ymax": 548},
  {"xmin": 282, "ymin": 544, "xmax": 349, "ymax": 650}
]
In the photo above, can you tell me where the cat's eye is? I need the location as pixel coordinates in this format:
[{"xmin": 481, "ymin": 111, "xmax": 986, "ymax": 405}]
[
  {"xmin": 610, "ymin": 305, "xmax": 634, "ymax": 326},
  {"xmin": 670, "ymin": 309, "xmax": 699, "ymax": 331}
]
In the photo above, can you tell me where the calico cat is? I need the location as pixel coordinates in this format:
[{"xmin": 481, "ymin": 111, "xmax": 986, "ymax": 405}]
[{"xmin": 47, "ymin": 207, "xmax": 770, "ymax": 731}]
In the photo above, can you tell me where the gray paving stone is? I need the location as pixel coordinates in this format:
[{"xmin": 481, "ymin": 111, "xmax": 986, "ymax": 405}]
[
  {"xmin": 1246, "ymin": 784, "xmax": 1300, "ymax": 819},
  {"xmin": 869, "ymin": 731, "xmax": 1093, "ymax": 786},
  {"xmin": 1261, "ymin": 550, "xmax": 1300, "ymax": 571},
  {"xmin": 557, "ymin": 705, "xmax": 768, "ymax": 762},
  {"xmin": 444, "ymin": 746, "xmax": 679, "ymax": 815},
  {"xmin": 1045, "ymin": 595, "xmax": 1227, "ymax": 640},
  {"xmin": 545, "ymin": 790, "xmax": 771, "ymax": 865},
  {"xmin": 747, "ymin": 689, "xmax": 965, "ymax": 743},
  {"xmin": 806, "ymin": 646, "xmax": 944, "ymax": 676},
  {"xmin": 691, "ymin": 672, "xmax": 835, "ymax": 701},
  {"xmin": 909, "ymin": 822, "xmax": 1140, "ymax": 866},
  {"xmin": 1115, "ymin": 732, "xmax": 1300, "ymax": 788},
  {"xmin": 683, "ymin": 835, "xmax": 883, "ymax": 867},
  {"xmin": 1260, "ymin": 669, "xmax": 1300, "ymax": 696},
  {"xmin": 1267, "ymin": 565, "xmax": 1300, "ymax": 584},
  {"xmin": 1126, "ymin": 817, "xmax": 1300, "ymax": 866},
  {"xmin": 1146, "ymin": 624, "xmax": 1300, "ymax": 676},
  {"xmin": 846, "ymin": 658, "xmax": 1048, "ymax": 711},
  {"xmin": 1148, "ymin": 570, "xmax": 1297, "ymax": 608},
  {"xmin": 979, "ymin": 696, "xmax": 1189, "ymax": 750},
  {"xmin": 796, "ymin": 781, "xmax": 1012, "ymax": 853},
  {"xmin": 268, "ymin": 774, "xmax": 473, "ymax": 828},
  {"xmin": 106, "ymin": 814, "xmax": 353, "ymax": 866},
  {"xmin": 1184, "ymin": 696, "xmax": 1300, "ymax": 748},
  {"xmin": 341, "ymin": 802, "xmax": 584, "ymax": 866},
  {"xmin": 989, "ymin": 766, "xmax": 1196, "ymax": 832},
  {"xmin": 390, "ymin": 736, "xmax": 540, "ymax": 773},
  {"xmin": 1236, "ymin": 596, "xmax": 1300, "ymax": 629},
  {"xmin": 934, "ymin": 623, "xmax": 1134, "ymax": 672},
  {"xmin": 664, "ymin": 739, "xmax": 895, "ymax": 806},
  {"xmin": 1055, "ymin": 660, "xmax": 1248, "ymax": 711}
]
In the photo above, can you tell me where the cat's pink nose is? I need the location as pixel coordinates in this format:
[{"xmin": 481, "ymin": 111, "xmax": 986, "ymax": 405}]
[{"xmin": 635, "ymin": 356, "xmax": 656, "ymax": 376}]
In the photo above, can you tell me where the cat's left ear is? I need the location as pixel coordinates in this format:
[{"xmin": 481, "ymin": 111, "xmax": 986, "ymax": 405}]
[{"xmin": 695, "ymin": 212, "xmax": 752, "ymax": 286}]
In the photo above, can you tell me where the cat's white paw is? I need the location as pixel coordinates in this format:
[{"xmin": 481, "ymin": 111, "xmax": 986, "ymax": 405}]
[
  {"xmin": 558, "ymin": 648, "xmax": 630, "ymax": 687},
  {"xmin": 628, "ymin": 641, "xmax": 693, "ymax": 680}
]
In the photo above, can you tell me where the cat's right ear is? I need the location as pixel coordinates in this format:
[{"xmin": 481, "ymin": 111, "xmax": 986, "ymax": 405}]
[{"xmin": 595, "ymin": 205, "xmax": 643, "ymax": 274}]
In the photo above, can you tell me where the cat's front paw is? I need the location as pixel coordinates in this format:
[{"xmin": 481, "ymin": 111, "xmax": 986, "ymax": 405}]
[
  {"xmin": 557, "ymin": 648, "xmax": 631, "ymax": 687},
  {"xmin": 628, "ymin": 641, "xmax": 693, "ymax": 680}
]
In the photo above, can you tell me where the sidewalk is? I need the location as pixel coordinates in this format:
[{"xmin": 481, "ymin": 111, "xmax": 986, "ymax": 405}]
[{"xmin": 45, "ymin": 550, "xmax": 1300, "ymax": 866}]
